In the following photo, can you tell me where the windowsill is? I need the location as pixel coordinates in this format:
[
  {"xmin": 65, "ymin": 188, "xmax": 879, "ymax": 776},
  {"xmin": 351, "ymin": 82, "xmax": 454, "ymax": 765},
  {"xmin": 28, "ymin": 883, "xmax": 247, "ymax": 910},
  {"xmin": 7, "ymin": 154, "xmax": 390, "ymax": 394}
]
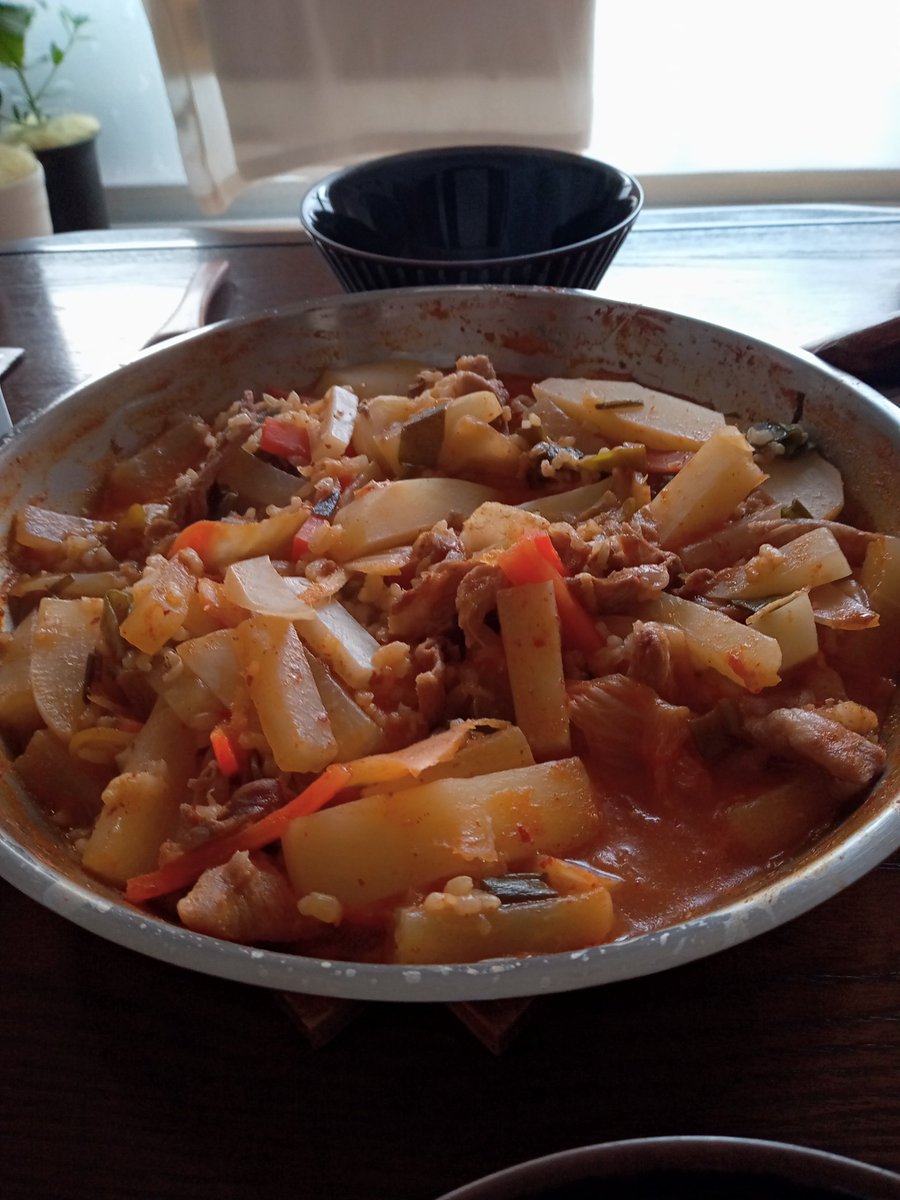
[{"xmin": 103, "ymin": 168, "xmax": 900, "ymax": 229}]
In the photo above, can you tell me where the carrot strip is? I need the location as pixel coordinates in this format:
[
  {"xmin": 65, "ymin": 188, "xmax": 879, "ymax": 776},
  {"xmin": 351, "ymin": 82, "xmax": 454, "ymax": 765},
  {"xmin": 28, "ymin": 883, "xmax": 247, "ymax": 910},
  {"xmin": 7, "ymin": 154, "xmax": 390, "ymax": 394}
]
[
  {"xmin": 260, "ymin": 417, "xmax": 311, "ymax": 461},
  {"xmin": 125, "ymin": 763, "xmax": 351, "ymax": 903},
  {"xmin": 497, "ymin": 534, "xmax": 605, "ymax": 656},
  {"xmin": 168, "ymin": 519, "xmax": 217, "ymax": 559},
  {"xmin": 209, "ymin": 724, "xmax": 243, "ymax": 777},
  {"xmin": 291, "ymin": 514, "xmax": 329, "ymax": 559}
]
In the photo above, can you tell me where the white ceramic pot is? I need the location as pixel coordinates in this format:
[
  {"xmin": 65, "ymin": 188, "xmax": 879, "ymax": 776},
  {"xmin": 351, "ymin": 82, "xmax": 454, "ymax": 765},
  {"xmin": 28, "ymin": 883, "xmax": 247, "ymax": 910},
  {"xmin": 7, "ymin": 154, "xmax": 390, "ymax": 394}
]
[{"xmin": 0, "ymin": 152, "xmax": 53, "ymax": 241}]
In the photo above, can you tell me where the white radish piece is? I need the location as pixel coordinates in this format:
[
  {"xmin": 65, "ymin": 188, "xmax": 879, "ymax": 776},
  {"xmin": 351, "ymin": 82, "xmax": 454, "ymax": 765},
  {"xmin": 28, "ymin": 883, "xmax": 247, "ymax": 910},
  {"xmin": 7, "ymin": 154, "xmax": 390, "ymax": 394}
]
[
  {"xmin": 223, "ymin": 555, "xmax": 316, "ymax": 620},
  {"xmin": 30, "ymin": 597, "xmax": 102, "ymax": 740}
]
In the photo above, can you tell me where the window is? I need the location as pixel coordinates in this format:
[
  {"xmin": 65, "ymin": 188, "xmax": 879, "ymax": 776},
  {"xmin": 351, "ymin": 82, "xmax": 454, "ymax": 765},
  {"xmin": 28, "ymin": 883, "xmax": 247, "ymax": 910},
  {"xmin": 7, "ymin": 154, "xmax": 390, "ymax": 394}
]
[{"xmin": 14, "ymin": 0, "xmax": 900, "ymax": 224}]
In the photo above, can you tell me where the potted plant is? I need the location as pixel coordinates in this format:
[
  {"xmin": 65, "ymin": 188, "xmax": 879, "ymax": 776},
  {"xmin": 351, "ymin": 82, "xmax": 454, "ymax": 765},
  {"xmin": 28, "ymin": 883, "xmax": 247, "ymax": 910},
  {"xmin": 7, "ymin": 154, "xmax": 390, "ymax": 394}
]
[{"xmin": 0, "ymin": 2, "xmax": 107, "ymax": 231}]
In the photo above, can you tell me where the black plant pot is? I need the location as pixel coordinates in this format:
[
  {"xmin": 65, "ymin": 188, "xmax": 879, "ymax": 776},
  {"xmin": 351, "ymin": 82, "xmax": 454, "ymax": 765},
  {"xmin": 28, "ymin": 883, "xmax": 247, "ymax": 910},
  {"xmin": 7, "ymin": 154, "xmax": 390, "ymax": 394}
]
[{"xmin": 35, "ymin": 134, "xmax": 109, "ymax": 233}]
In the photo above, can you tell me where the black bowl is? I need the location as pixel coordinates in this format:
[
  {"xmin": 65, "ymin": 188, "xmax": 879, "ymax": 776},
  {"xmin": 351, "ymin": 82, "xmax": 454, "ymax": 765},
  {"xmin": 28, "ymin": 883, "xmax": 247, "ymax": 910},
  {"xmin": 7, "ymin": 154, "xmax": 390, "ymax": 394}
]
[
  {"xmin": 436, "ymin": 1138, "xmax": 900, "ymax": 1200},
  {"xmin": 299, "ymin": 145, "xmax": 643, "ymax": 291}
]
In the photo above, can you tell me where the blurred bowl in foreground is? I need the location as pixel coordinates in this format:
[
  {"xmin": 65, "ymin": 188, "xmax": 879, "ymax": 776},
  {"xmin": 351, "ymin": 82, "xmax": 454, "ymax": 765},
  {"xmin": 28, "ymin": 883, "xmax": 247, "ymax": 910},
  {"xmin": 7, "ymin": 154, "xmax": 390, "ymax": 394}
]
[
  {"xmin": 436, "ymin": 1137, "xmax": 900, "ymax": 1200},
  {"xmin": 300, "ymin": 145, "xmax": 643, "ymax": 290}
]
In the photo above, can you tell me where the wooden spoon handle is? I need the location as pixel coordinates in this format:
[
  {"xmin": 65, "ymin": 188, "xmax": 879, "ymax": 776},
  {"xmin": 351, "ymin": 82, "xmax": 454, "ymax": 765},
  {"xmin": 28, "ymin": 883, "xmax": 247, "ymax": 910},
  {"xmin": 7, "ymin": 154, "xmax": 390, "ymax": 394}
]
[
  {"xmin": 806, "ymin": 311, "xmax": 900, "ymax": 387},
  {"xmin": 143, "ymin": 259, "xmax": 230, "ymax": 347}
]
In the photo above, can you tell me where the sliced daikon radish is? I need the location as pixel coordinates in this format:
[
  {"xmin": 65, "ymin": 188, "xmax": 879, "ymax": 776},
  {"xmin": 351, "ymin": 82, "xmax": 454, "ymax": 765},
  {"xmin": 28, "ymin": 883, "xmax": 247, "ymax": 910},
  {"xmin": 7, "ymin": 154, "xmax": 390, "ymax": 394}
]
[
  {"xmin": 534, "ymin": 378, "xmax": 724, "ymax": 451},
  {"xmin": 224, "ymin": 555, "xmax": 315, "ymax": 620},
  {"xmin": 313, "ymin": 385, "xmax": 358, "ymax": 461},
  {"xmin": 761, "ymin": 450, "xmax": 844, "ymax": 519},
  {"xmin": 30, "ymin": 597, "xmax": 102, "ymax": 740},
  {"xmin": 332, "ymin": 477, "xmax": 496, "ymax": 560}
]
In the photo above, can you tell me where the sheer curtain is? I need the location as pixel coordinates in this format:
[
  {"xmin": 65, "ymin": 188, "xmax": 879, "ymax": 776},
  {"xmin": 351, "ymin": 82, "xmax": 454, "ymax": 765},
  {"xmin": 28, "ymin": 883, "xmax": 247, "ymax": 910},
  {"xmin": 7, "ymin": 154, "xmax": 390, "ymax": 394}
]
[{"xmin": 142, "ymin": 0, "xmax": 596, "ymax": 214}]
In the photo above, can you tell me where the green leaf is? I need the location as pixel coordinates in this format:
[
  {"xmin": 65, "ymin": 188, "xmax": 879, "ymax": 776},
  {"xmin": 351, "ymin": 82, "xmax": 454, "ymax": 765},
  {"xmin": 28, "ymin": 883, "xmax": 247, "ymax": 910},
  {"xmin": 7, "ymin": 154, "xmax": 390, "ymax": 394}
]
[
  {"xmin": 0, "ymin": 4, "xmax": 34, "ymax": 71},
  {"xmin": 49, "ymin": 39, "xmax": 62, "ymax": 64}
]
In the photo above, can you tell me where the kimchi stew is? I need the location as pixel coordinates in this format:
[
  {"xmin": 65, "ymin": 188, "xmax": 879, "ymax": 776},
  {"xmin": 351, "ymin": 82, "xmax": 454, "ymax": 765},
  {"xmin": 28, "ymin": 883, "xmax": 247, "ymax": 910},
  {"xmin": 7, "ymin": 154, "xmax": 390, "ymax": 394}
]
[{"xmin": 1, "ymin": 354, "xmax": 897, "ymax": 964}]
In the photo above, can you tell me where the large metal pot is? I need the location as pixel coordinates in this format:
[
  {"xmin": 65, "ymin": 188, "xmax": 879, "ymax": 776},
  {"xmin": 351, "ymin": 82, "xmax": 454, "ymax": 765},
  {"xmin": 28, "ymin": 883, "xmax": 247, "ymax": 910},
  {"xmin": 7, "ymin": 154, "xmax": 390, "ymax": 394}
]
[{"xmin": 1, "ymin": 286, "xmax": 898, "ymax": 1002}]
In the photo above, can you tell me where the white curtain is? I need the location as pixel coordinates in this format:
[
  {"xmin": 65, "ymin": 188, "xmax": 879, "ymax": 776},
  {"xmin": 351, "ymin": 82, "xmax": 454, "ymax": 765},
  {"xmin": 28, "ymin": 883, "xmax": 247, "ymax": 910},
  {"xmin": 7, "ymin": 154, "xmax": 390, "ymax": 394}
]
[{"xmin": 143, "ymin": 0, "xmax": 596, "ymax": 214}]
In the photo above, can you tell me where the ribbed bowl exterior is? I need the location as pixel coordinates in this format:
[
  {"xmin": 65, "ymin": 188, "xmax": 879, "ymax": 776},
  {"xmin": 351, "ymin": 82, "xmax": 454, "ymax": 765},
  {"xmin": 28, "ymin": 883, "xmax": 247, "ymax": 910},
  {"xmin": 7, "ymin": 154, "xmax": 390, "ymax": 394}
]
[{"xmin": 312, "ymin": 223, "xmax": 634, "ymax": 293}]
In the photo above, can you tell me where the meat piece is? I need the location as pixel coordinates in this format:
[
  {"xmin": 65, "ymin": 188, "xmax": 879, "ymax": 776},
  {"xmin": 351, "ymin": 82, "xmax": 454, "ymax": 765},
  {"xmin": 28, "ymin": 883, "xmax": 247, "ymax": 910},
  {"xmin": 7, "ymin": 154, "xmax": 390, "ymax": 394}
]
[
  {"xmin": 429, "ymin": 355, "xmax": 508, "ymax": 404},
  {"xmin": 567, "ymin": 563, "xmax": 669, "ymax": 614},
  {"xmin": 387, "ymin": 558, "xmax": 470, "ymax": 641},
  {"xmin": 176, "ymin": 850, "xmax": 309, "ymax": 943},
  {"xmin": 547, "ymin": 523, "xmax": 595, "ymax": 574},
  {"xmin": 406, "ymin": 521, "xmax": 465, "ymax": 575},
  {"xmin": 673, "ymin": 568, "xmax": 717, "ymax": 598},
  {"xmin": 742, "ymin": 706, "xmax": 886, "ymax": 785},
  {"xmin": 164, "ymin": 776, "xmax": 286, "ymax": 858},
  {"xmin": 455, "ymin": 354, "xmax": 499, "ymax": 380},
  {"xmin": 447, "ymin": 644, "xmax": 514, "ymax": 720},
  {"xmin": 455, "ymin": 562, "xmax": 505, "ymax": 648},
  {"xmin": 607, "ymin": 529, "xmax": 674, "ymax": 571},
  {"xmin": 621, "ymin": 620, "xmax": 689, "ymax": 700},
  {"xmin": 413, "ymin": 637, "xmax": 450, "ymax": 727}
]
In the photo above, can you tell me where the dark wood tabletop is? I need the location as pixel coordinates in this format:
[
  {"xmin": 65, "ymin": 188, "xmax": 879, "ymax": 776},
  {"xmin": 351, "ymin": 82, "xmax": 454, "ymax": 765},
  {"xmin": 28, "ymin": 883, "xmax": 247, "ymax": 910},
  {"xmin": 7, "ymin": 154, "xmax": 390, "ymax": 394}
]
[{"xmin": 1, "ymin": 205, "xmax": 899, "ymax": 1200}]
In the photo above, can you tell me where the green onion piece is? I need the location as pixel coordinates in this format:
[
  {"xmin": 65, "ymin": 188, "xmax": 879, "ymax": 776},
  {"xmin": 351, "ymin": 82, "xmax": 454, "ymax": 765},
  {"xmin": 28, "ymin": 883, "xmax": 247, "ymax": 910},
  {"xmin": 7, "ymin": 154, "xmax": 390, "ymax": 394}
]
[
  {"xmin": 480, "ymin": 873, "xmax": 559, "ymax": 903},
  {"xmin": 731, "ymin": 595, "xmax": 779, "ymax": 613},
  {"xmin": 101, "ymin": 589, "xmax": 132, "ymax": 658},
  {"xmin": 82, "ymin": 650, "xmax": 102, "ymax": 704},
  {"xmin": 780, "ymin": 498, "xmax": 813, "ymax": 519},
  {"xmin": 747, "ymin": 421, "xmax": 809, "ymax": 459},
  {"xmin": 579, "ymin": 444, "xmax": 647, "ymax": 473},
  {"xmin": 398, "ymin": 405, "xmax": 446, "ymax": 468},
  {"xmin": 591, "ymin": 398, "xmax": 644, "ymax": 411}
]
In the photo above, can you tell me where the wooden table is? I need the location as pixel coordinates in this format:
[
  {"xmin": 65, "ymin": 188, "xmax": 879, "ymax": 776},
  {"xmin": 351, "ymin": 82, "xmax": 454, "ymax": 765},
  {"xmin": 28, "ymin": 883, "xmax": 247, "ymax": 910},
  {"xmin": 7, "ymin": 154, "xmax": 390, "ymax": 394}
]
[{"xmin": 1, "ymin": 206, "xmax": 899, "ymax": 1200}]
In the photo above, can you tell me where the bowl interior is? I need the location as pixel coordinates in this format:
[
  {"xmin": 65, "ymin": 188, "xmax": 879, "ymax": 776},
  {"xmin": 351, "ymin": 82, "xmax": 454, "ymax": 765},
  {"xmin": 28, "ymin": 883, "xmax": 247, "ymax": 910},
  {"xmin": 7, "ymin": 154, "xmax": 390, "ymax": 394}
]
[
  {"xmin": 301, "ymin": 147, "xmax": 642, "ymax": 263},
  {"xmin": 436, "ymin": 1138, "xmax": 900, "ymax": 1200},
  {"xmin": 1, "ymin": 287, "xmax": 899, "ymax": 1002}
]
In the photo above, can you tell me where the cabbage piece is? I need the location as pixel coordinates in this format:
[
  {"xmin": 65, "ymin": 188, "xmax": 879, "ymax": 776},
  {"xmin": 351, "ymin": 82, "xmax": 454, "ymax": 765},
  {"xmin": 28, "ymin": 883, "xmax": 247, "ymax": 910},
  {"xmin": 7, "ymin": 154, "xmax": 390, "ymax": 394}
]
[
  {"xmin": 307, "ymin": 656, "xmax": 381, "ymax": 761},
  {"xmin": 461, "ymin": 501, "xmax": 548, "ymax": 554}
]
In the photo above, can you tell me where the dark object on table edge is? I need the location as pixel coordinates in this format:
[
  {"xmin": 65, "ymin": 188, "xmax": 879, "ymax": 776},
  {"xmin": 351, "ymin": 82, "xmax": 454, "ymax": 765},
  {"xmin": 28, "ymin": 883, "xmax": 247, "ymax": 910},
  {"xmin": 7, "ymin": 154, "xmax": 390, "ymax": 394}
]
[
  {"xmin": 300, "ymin": 144, "xmax": 643, "ymax": 291},
  {"xmin": 807, "ymin": 311, "xmax": 900, "ymax": 389}
]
